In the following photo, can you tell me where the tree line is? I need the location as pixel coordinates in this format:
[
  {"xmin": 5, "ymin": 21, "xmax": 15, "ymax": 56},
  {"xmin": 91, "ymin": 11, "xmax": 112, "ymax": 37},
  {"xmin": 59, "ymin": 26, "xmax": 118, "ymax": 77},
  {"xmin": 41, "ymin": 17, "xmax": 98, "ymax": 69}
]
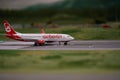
[{"xmin": 0, "ymin": 8, "xmax": 120, "ymax": 23}]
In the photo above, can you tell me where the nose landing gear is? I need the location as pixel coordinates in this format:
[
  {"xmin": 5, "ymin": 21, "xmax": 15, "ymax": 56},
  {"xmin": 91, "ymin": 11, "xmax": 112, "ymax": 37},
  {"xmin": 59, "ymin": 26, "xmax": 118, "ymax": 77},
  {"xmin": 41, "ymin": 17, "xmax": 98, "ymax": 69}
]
[{"xmin": 64, "ymin": 42, "xmax": 68, "ymax": 45}]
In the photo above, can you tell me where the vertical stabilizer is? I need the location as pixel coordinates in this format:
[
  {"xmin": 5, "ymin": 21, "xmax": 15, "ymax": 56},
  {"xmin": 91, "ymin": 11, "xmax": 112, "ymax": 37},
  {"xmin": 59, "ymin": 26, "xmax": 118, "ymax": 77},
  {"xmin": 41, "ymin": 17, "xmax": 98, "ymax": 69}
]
[{"xmin": 3, "ymin": 20, "xmax": 16, "ymax": 35}]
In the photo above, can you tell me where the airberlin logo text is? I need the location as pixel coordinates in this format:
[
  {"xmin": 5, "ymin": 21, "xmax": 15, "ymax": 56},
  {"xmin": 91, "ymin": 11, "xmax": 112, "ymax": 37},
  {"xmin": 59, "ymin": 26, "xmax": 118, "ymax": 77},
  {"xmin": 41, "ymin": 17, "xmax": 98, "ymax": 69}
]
[
  {"xmin": 4, "ymin": 23, "xmax": 11, "ymax": 32},
  {"xmin": 43, "ymin": 35, "xmax": 62, "ymax": 39}
]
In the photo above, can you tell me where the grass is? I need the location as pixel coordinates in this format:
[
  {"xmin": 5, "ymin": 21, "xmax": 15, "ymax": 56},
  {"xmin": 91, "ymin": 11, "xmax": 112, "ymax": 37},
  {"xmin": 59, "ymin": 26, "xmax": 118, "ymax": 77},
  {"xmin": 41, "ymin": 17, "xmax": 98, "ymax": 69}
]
[
  {"xmin": 0, "ymin": 26, "xmax": 120, "ymax": 40},
  {"xmin": 0, "ymin": 50, "xmax": 120, "ymax": 73}
]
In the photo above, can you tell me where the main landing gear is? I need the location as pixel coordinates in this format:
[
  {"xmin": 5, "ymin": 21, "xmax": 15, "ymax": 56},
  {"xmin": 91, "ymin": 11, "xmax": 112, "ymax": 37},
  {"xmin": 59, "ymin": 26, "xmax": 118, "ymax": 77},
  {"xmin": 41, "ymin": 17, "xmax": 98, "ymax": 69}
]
[
  {"xmin": 64, "ymin": 42, "xmax": 68, "ymax": 45},
  {"xmin": 34, "ymin": 41, "xmax": 44, "ymax": 46},
  {"xmin": 59, "ymin": 41, "xmax": 68, "ymax": 45}
]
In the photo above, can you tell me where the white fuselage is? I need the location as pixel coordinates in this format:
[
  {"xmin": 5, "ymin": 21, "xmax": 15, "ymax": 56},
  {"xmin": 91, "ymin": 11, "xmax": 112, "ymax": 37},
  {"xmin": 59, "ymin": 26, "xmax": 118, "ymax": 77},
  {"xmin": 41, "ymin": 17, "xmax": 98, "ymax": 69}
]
[{"xmin": 15, "ymin": 33, "xmax": 74, "ymax": 42}]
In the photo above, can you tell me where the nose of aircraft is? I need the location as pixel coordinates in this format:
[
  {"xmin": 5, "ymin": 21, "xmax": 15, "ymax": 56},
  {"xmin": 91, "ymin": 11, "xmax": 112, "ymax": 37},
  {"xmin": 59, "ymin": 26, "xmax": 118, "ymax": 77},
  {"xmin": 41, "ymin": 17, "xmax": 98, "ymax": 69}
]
[
  {"xmin": 70, "ymin": 36, "xmax": 74, "ymax": 40},
  {"xmin": 66, "ymin": 35, "xmax": 74, "ymax": 40},
  {"xmin": 71, "ymin": 37, "xmax": 74, "ymax": 40}
]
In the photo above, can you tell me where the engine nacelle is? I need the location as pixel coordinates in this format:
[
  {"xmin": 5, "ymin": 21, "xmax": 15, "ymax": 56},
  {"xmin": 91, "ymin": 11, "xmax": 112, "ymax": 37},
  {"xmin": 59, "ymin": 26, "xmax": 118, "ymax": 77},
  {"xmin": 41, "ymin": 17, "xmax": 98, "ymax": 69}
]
[{"xmin": 37, "ymin": 40, "xmax": 45, "ymax": 45}]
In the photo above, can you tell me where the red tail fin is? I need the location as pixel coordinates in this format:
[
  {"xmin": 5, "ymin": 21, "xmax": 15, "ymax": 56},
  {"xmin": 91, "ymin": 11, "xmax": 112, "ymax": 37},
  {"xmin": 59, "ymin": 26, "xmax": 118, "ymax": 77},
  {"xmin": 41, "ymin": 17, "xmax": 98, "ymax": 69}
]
[
  {"xmin": 3, "ymin": 20, "xmax": 16, "ymax": 35},
  {"xmin": 40, "ymin": 28, "xmax": 45, "ymax": 34}
]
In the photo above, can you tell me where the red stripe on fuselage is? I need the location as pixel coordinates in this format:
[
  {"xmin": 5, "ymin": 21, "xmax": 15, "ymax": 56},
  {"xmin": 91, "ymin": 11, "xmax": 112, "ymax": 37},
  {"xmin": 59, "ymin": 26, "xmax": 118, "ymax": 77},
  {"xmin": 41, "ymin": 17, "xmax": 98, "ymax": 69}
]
[{"xmin": 6, "ymin": 34, "xmax": 24, "ymax": 41}]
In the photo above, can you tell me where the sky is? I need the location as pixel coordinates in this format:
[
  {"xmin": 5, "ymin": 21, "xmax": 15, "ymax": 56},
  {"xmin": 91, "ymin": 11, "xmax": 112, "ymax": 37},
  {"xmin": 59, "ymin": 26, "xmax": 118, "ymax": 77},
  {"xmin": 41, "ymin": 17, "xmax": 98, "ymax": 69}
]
[{"xmin": 0, "ymin": 0, "xmax": 60, "ymax": 10}]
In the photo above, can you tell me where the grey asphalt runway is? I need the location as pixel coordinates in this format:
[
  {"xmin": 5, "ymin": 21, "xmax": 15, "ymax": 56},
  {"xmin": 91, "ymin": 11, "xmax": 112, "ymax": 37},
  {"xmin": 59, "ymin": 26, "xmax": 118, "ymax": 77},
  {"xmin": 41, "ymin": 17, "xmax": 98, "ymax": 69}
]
[
  {"xmin": 0, "ymin": 40, "xmax": 120, "ymax": 50},
  {"xmin": 0, "ymin": 40, "xmax": 120, "ymax": 80},
  {"xmin": 0, "ymin": 73, "xmax": 120, "ymax": 80}
]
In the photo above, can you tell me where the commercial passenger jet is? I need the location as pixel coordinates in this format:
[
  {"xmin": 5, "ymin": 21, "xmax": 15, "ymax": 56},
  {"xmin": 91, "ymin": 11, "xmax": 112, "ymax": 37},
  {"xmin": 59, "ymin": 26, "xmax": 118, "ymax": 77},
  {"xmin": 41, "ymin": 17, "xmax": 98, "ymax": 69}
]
[{"xmin": 3, "ymin": 20, "xmax": 74, "ymax": 46}]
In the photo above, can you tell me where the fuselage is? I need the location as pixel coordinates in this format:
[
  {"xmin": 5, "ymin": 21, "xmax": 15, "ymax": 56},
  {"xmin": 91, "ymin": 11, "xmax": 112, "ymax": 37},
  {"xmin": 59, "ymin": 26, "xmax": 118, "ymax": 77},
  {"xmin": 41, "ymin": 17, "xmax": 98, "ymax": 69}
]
[{"xmin": 11, "ymin": 33, "xmax": 74, "ymax": 42}]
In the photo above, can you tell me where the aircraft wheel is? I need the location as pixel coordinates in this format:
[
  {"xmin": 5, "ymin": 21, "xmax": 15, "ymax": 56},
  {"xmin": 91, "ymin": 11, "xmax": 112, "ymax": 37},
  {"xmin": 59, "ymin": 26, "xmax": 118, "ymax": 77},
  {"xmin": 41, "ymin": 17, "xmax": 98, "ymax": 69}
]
[
  {"xmin": 64, "ymin": 42, "xmax": 68, "ymax": 45},
  {"xmin": 34, "ymin": 41, "xmax": 39, "ymax": 46},
  {"xmin": 39, "ymin": 43, "xmax": 44, "ymax": 46},
  {"xmin": 34, "ymin": 41, "xmax": 45, "ymax": 46}
]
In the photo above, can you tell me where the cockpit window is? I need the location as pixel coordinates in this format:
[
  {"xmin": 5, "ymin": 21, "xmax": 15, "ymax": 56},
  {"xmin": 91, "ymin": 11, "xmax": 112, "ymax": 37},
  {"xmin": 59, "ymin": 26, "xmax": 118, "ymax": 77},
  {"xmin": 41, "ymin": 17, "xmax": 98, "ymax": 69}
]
[{"xmin": 67, "ymin": 36, "xmax": 71, "ymax": 37}]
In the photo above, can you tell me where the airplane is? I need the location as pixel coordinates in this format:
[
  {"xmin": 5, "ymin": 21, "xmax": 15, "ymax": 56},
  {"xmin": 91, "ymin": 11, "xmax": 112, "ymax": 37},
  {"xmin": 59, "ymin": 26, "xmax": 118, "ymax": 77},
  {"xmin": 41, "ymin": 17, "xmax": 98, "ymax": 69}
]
[{"xmin": 3, "ymin": 20, "xmax": 74, "ymax": 46}]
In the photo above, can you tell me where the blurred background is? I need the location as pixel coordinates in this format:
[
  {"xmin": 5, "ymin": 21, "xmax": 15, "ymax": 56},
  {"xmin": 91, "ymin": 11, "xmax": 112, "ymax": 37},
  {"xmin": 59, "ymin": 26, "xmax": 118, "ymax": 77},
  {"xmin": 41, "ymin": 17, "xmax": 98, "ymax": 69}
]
[
  {"xmin": 0, "ymin": 0, "xmax": 120, "ymax": 25},
  {"xmin": 0, "ymin": 0, "xmax": 120, "ymax": 40}
]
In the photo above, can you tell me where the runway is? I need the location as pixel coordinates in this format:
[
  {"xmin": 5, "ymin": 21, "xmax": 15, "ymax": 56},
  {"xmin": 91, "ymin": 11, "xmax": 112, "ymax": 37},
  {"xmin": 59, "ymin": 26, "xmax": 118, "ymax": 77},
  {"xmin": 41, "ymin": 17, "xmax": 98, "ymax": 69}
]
[
  {"xmin": 0, "ymin": 40, "xmax": 120, "ymax": 80},
  {"xmin": 0, "ymin": 40, "xmax": 120, "ymax": 50}
]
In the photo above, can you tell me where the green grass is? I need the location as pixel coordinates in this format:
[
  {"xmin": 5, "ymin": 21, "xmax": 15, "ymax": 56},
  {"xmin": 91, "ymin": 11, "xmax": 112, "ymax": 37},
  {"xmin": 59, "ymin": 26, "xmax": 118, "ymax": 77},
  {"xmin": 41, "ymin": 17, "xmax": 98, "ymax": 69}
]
[
  {"xmin": 0, "ymin": 26, "xmax": 120, "ymax": 40},
  {"xmin": 0, "ymin": 50, "xmax": 120, "ymax": 73}
]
